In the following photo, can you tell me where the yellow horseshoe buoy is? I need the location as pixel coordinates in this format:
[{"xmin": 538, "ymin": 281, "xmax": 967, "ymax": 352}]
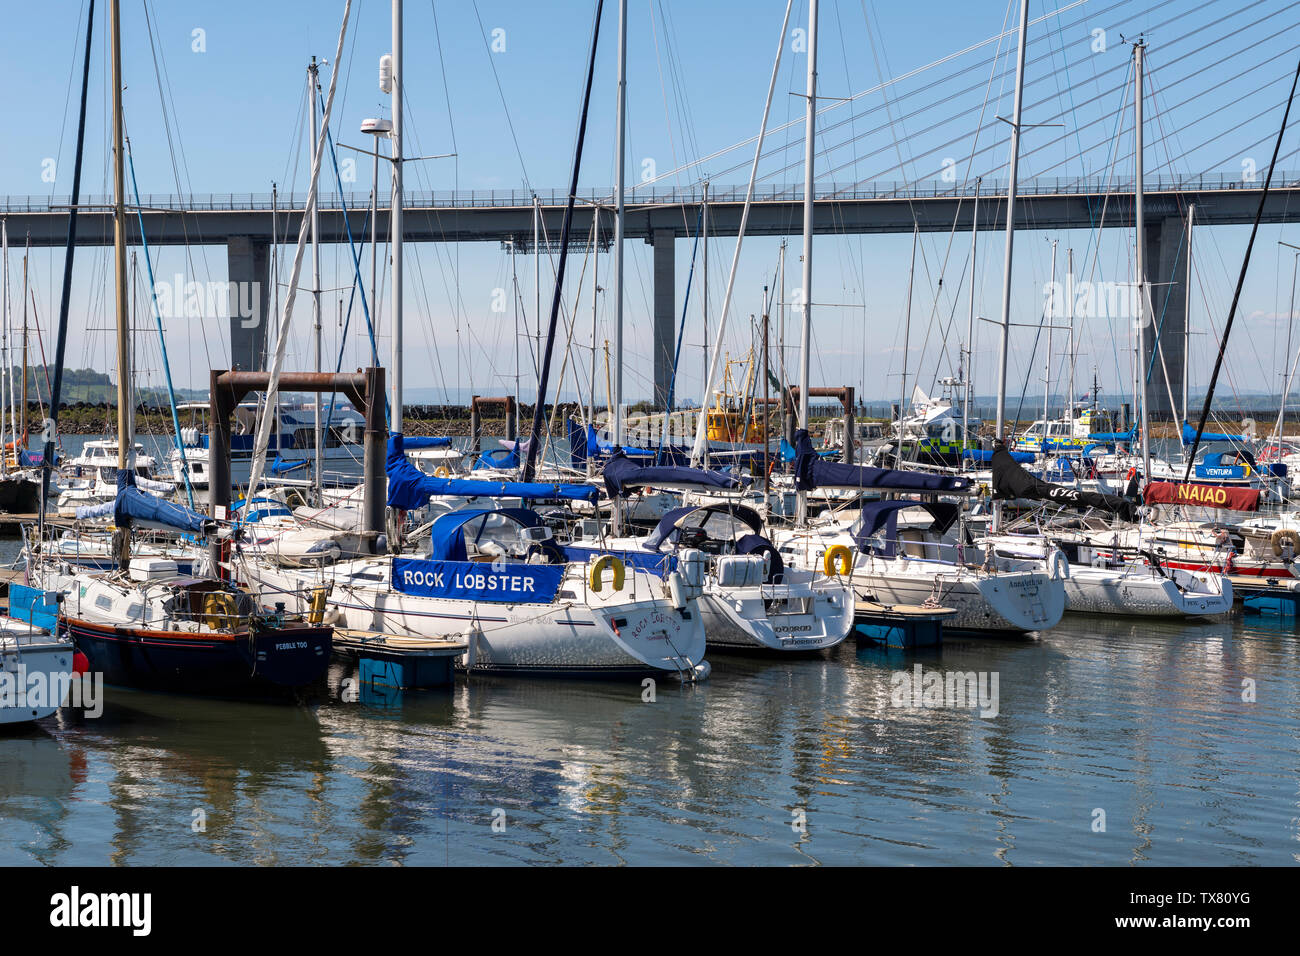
[
  {"xmin": 823, "ymin": 544, "xmax": 853, "ymax": 577},
  {"xmin": 589, "ymin": 554, "xmax": 626, "ymax": 592},
  {"xmin": 307, "ymin": 584, "xmax": 332, "ymax": 624},
  {"xmin": 201, "ymin": 591, "xmax": 241, "ymax": 631},
  {"xmin": 434, "ymin": 465, "xmax": 452, "ymax": 478}
]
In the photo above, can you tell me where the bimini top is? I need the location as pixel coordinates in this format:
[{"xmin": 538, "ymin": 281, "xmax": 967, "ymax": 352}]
[
  {"xmin": 602, "ymin": 451, "xmax": 750, "ymax": 499},
  {"xmin": 644, "ymin": 503, "xmax": 764, "ymax": 551},
  {"xmin": 792, "ymin": 429, "xmax": 972, "ymax": 493},
  {"xmin": 427, "ymin": 507, "xmax": 544, "ymax": 562},
  {"xmin": 386, "ymin": 433, "xmax": 598, "ymax": 509},
  {"xmin": 852, "ymin": 500, "xmax": 960, "ymax": 558}
]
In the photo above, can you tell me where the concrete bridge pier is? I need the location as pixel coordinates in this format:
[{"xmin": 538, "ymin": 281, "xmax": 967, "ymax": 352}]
[
  {"xmin": 652, "ymin": 228, "xmax": 675, "ymax": 409},
  {"xmin": 227, "ymin": 235, "xmax": 271, "ymax": 371},
  {"xmin": 1139, "ymin": 215, "xmax": 1188, "ymax": 421}
]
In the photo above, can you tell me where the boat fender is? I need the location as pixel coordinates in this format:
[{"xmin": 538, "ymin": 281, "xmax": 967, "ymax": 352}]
[
  {"xmin": 462, "ymin": 625, "xmax": 480, "ymax": 669},
  {"xmin": 307, "ymin": 584, "xmax": 332, "ymax": 625},
  {"xmin": 589, "ymin": 554, "xmax": 626, "ymax": 593},
  {"xmin": 823, "ymin": 544, "xmax": 854, "ymax": 577},
  {"xmin": 667, "ymin": 571, "xmax": 687, "ymax": 610},
  {"xmin": 1048, "ymin": 549, "xmax": 1070, "ymax": 581},
  {"xmin": 1271, "ymin": 528, "xmax": 1300, "ymax": 560}
]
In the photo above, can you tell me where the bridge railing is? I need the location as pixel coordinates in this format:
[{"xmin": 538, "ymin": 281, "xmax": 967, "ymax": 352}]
[{"xmin": 3, "ymin": 171, "xmax": 1296, "ymax": 214}]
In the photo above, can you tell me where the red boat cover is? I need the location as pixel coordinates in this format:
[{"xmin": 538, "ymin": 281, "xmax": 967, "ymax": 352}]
[{"xmin": 1144, "ymin": 481, "xmax": 1261, "ymax": 511}]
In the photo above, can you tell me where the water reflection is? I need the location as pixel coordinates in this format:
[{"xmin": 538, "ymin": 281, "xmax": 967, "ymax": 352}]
[{"xmin": 0, "ymin": 611, "xmax": 1295, "ymax": 864}]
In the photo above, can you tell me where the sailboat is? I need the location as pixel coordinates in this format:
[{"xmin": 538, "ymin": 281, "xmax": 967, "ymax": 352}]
[
  {"xmin": 29, "ymin": 0, "xmax": 334, "ymax": 698},
  {"xmin": 237, "ymin": 0, "xmax": 708, "ymax": 681},
  {"xmin": 597, "ymin": 452, "xmax": 854, "ymax": 652},
  {"xmin": 0, "ymin": 222, "xmax": 41, "ymax": 514}
]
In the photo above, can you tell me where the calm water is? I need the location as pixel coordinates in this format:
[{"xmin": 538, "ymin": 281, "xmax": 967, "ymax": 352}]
[
  {"xmin": 2, "ymin": 612, "xmax": 1298, "ymax": 866},
  {"xmin": 3, "ymin": 433, "xmax": 1296, "ymax": 865}
]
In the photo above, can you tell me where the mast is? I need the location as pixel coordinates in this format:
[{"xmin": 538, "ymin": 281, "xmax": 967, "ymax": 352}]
[
  {"xmin": 795, "ymin": 0, "xmax": 817, "ymax": 526},
  {"xmin": 1043, "ymin": 238, "xmax": 1057, "ymax": 434},
  {"xmin": 308, "ymin": 56, "xmax": 324, "ymax": 497},
  {"xmin": 111, "ymin": 0, "xmax": 131, "ymax": 477},
  {"xmin": 1274, "ymin": 240, "xmax": 1300, "ymax": 444},
  {"xmin": 613, "ymin": 0, "xmax": 627, "ymax": 451},
  {"xmin": 899, "ymin": 223, "xmax": 917, "ymax": 449},
  {"xmin": 588, "ymin": 205, "xmax": 599, "ymax": 473},
  {"xmin": 963, "ymin": 178, "xmax": 979, "ymax": 461},
  {"xmin": 390, "ymin": 0, "xmax": 405, "ymax": 433},
  {"xmin": 992, "ymin": 0, "xmax": 1029, "ymax": 534},
  {"xmin": 2, "ymin": 219, "xmax": 8, "ymax": 475},
  {"xmin": 533, "ymin": 194, "xmax": 541, "ymax": 388},
  {"xmin": 1183, "ymin": 204, "xmax": 1193, "ymax": 423},
  {"xmin": 20, "ymin": 237, "xmax": 28, "ymax": 448},
  {"xmin": 513, "ymin": 237, "xmax": 521, "ymax": 417},
  {"xmin": 1134, "ymin": 39, "xmax": 1151, "ymax": 480},
  {"xmin": 762, "ymin": 288, "xmax": 770, "ymax": 494},
  {"xmin": 521, "ymin": 0, "xmax": 604, "ymax": 484},
  {"xmin": 1067, "ymin": 246, "xmax": 1075, "ymax": 428},
  {"xmin": 40, "ymin": 0, "xmax": 94, "ymax": 541},
  {"xmin": 701, "ymin": 180, "xmax": 709, "ymax": 393}
]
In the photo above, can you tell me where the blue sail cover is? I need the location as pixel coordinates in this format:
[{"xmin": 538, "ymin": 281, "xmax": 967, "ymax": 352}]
[
  {"xmin": 1182, "ymin": 422, "xmax": 1247, "ymax": 445},
  {"xmin": 602, "ymin": 451, "xmax": 749, "ymax": 499},
  {"xmin": 403, "ymin": 435, "xmax": 452, "ymax": 449},
  {"xmin": 792, "ymin": 429, "xmax": 972, "ymax": 493},
  {"xmin": 271, "ymin": 454, "xmax": 309, "ymax": 474},
  {"xmin": 387, "ymin": 433, "xmax": 598, "ymax": 509},
  {"xmin": 113, "ymin": 469, "xmax": 214, "ymax": 534}
]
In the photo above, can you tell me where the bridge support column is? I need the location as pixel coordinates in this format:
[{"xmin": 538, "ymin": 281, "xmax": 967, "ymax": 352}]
[
  {"xmin": 1140, "ymin": 216, "xmax": 1187, "ymax": 421},
  {"xmin": 227, "ymin": 236, "xmax": 271, "ymax": 371},
  {"xmin": 652, "ymin": 229, "xmax": 675, "ymax": 409}
]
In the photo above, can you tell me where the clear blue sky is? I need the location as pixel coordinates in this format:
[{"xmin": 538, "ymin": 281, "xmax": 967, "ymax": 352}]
[{"xmin": 2, "ymin": 0, "xmax": 1299, "ymax": 421}]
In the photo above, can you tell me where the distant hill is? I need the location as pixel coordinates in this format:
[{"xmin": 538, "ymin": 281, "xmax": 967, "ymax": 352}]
[{"xmin": 5, "ymin": 366, "xmax": 207, "ymax": 407}]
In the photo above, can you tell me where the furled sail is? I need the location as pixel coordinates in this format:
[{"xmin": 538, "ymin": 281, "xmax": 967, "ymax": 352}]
[
  {"xmin": 991, "ymin": 443, "xmax": 1135, "ymax": 520},
  {"xmin": 792, "ymin": 429, "xmax": 972, "ymax": 493},
  {"xmin": 602, "ymin": 451, "xmax": 749, "ymax": 498},
  {"xmin": 386, "ymin": 433, "xmax": 598, "ymax": 510}
]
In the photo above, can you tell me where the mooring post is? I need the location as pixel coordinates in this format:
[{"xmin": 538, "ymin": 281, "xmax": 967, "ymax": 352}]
[
  {"xmin": 470, "ymin": 395, "xmax": 481, "ymax": 455},
  {"xmin": 363, "ymin": 366, "xmax": 386, "ymax": 543},
  {"xmin": 843, "ymin": 386, "xmax": 855, "ymax": 464},
  {"xmin": 208, "ymin": 369, "xmax": 234, "ymax": 577}
]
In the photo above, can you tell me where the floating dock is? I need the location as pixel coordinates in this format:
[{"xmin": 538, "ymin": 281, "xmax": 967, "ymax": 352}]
[
  {"xmin": 853, "ymin": 598, "xmax": 956, "ymax": 649},
  {"xmin": 1227, "ymin": 574, "xmax": 1300, "ymax": 615},
  {"xmin": 332, "ymin": 628, "xmax": 468, "ymax": 689}
]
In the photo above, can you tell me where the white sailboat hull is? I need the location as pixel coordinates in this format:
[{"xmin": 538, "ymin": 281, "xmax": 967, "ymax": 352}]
[
  {"xmin": 1061, "ymin": 565, "xmax": 1232, "ymax": 617},
  {"xmin": 241, "ymin": 559, "xmax": 708, "ymax": 678},
  {"xmin": 847, "ymin": 564, "xmax": 1064, "ymax": 634},
  {"xmin": 698, "ymin": 575, "xmax": 854, "ymax": 651}
]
